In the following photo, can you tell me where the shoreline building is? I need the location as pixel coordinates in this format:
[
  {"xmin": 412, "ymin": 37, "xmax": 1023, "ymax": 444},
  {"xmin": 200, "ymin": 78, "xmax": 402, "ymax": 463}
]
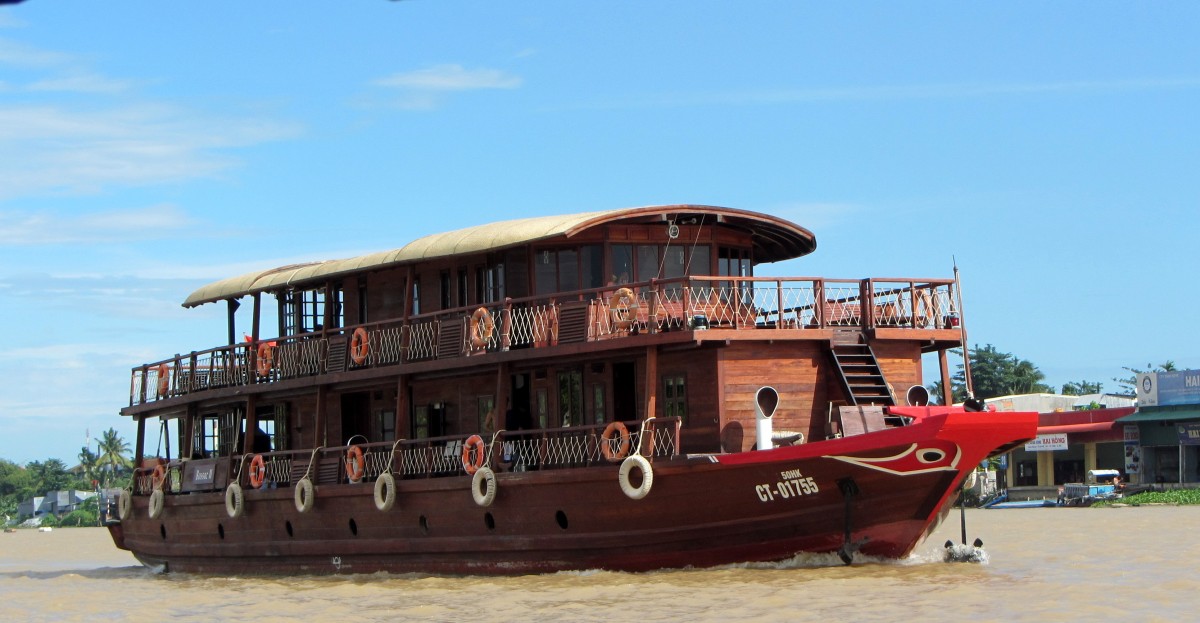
[
  {"xmin": 1120, "ymin": 369, "xmax": 1200, "ymax": 486},
  {"xmin": 987, "ymin": 393, "xmax": 1135, "ymax": 500}
]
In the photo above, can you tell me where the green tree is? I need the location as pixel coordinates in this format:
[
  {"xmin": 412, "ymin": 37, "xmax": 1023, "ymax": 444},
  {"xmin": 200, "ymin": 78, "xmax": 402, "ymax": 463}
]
[
  {"xmin": 0, "ymin": 459, "xmax": 33, "ymax": 518},
  {"xmin": 1112, "ymin": 361, "xmax": 1177, "ymax": 396},
  {"xmin": 1061, "ymin": 380, "xmax": 1103, "ymax": 396},
  {"xmin": 26, "ymin": 459, "xmax": 75, "ymax": 494},
  {"xmin": 927, "ymin": 343, "xmax": 1052, "ymax": 403},
  {"xmin": 97, "ymin": 428, "xmax": 132, "ymax": 488},
  {"xmin": 78, "ymin": 446, "xmax": 101, "ymax": 489}
]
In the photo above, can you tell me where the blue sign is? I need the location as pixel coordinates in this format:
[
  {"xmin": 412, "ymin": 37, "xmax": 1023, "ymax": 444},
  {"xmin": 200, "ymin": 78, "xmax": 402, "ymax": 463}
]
[
  {"xmin": 1179, "ymin": 423, "xmax": 1200, "ymax": 446},
  {"xmin": 1155, "ymin": 370, "xmax": 1200, "ymax": 407}
]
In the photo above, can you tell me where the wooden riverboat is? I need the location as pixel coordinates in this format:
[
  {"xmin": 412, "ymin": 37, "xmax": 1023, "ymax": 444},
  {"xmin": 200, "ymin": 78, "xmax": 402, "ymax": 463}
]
[{"xmin": 107, "ymin": 205, "xmax": 1037, "ymax": 574}]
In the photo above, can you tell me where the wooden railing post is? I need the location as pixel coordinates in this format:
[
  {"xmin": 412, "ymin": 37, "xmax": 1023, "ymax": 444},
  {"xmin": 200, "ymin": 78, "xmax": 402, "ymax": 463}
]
[
  {"xmin": 648, "ymin": 280, "xmax": 659, "ymax": 334},
  {"xmin": 501, "ymin": 297, "xmax": 513, "ymax": 351}
]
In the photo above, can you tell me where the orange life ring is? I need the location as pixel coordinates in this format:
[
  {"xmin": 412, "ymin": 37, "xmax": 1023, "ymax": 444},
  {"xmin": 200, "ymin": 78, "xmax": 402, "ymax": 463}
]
[
  {"xmin": 601, "ymin": 421, "xmax": 631, "ymax": 461},
  {"xmin": 249, "ymin": 454, "xmax": 267, "ymax": 489},
  {"xmin": 256, "ymin": 342, "xmax": 274, "ymax": 377},
  {"xmin": 155, "ymin": 363, "xmax": 170, "ymax": 398},
  {"xmin": 609, "ymin": 287, "xmax": 639, "ymax": 331},
  {"xmin": 461, "ymin": 435, "xmax": 486, "ymax": 475},
  {"xmin": 151, "ymin": 464, "xmax": 167, "ymax": 490},
  {"xmin": 470, "ymin": 307, "xmax": 495, "ymax": 350},
  {"xmin": 345, "ymin": 445, "xmax": 366, "ymax": 483},
  {"xmin": 350, "ymin": 327, "xmax": 369, "ymax": 365}
]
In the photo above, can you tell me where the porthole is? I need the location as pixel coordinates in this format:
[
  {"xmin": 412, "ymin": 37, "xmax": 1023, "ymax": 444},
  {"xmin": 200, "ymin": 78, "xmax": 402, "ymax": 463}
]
[
  {"xmin": 349, "ymin": 518, "xmax": 359, "ymax": 536},
  {"xmin": 218, "ymin": 524, "xmax": 225, "ymax": 540},
  {"xmin": 286, "ymin": 520, "xmax": 294, "ymax": 538},
  {"xmin": 484, "ymin": 512, "xmax": 495, "ymax": 531},
  {"xmin": 555, "ymin": 510, "xmax": 569, "ymax": 530},
  {"xmin": 419, "ymin": 515, "xmax": 429, "ymax": 535}
]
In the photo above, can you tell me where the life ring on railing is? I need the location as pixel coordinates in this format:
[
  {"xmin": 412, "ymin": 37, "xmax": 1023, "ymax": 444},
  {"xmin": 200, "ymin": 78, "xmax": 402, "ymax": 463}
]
[
  {"xmin": 148, "ymin": 489, "xmax": 165, "ymax": 519},
  {"xmin": 618, "ymin": 454, "xmax": 654, "ymax": 500},
  {"xmin": 249, "ymin": 454, "xmax": 267, "ymax": 489},
  {"xmin": 345, "ymin": 445, "xmax": 366, "ymax": 483},
  {"xmin": 471, "ymin": 466, "xmax": 497, "ymax": 507},
  {"xmin": 601, "ymin": 421, "xmax": 631, "ymax": 462},
  {"xmin": 461, "ymin": 435, "xmax": 486, "ymax": 475},
  {"xmin": 470, "ymin": 307, "xmax": 495, "ymax": 350},
  {"xmin": 350, "ymin": 327, "xmax": 370, "ymax": 365},
  {"xmin": 150, "ymin": 464, "xmax": 167, "ymax": 490},
  {"xmin": 117, "ymin": 489, "xmax": 132, "ymax": 520},
  {"xmin": 374, "ymin": 472, "xmax": 396, "ymax": 511},
  {"xmin": 609, "ymin": 288, "xmax": 639, "ymax": 331},
  {"xmin": 155, "ymin": 363, "xmax": 170, "ymax": 398},
  {"xmin": 256, "ymin": 342, "xmax": 275, "ymax": 378},
  {"xmin": 294, "ymin": 477, "xmax": 314, "ymax": 513},
  {"xmin": 225, "ymin": 483, "xmax": 245, "ymax": 519}
]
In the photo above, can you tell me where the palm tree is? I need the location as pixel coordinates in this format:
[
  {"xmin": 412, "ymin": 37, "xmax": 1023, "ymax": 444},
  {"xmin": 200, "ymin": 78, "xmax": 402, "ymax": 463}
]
[
  {"xmin": 77, "ymin": 446, "xmax": 100, "ymax": 489},
  {"xmin": 97, "ymin": 428, "xmax": 132, "ymax": 488}
]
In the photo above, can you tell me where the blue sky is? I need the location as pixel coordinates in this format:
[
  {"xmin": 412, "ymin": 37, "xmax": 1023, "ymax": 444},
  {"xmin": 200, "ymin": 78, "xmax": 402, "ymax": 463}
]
[{"xmin": 2, "ymin": 2, "xmax": 1198, "ymax": 465}]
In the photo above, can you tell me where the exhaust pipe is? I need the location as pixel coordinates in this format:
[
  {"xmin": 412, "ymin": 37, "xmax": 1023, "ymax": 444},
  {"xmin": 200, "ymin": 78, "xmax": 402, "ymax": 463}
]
[{"xmin": 755, "ymin": 386, "xmax": 779, "ymax": 451}]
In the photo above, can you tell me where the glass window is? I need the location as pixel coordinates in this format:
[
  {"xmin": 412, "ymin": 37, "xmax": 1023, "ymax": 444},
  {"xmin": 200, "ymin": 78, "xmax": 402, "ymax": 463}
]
[
  {"xmin": 559, "ymin": 249, "xmax": 579, "ymax": 293},
  {"xmin": 664, "ymin": 375, "xmax": 688, "ymax": 423},
  {"xmin": 412, "ymin": 279, "xmax": 421, "ymax": 316},
  {"xmin": 686, "ymin": 246, "xmax": 711, "ymax": 276},
  {"xmin": 581, "ymin": 245, "xmax": 604, "ymax": 290},
  {"xmin": 592, "ymin": 384, "xmax": 605, "ymax": 424},
  {"xmin": 558, "ymin": 369, "xmax": 583, "ymax": 427},
  {"xmin": 637, "ymin": 245, "xmax": 658, "ymax": 283},
  {"xmin": 535, "ymin": 250, "xmax": 557, "ymax": 296},
  {"xmin": 610, "ymin": 245, "xmax": 633, "ymax": 286}
]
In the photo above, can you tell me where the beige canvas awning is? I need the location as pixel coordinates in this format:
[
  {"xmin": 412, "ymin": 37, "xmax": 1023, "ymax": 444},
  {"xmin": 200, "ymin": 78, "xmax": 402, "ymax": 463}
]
[{"xmin": 183, "ymin": 205, "xmax": 817, "ymax": 307}]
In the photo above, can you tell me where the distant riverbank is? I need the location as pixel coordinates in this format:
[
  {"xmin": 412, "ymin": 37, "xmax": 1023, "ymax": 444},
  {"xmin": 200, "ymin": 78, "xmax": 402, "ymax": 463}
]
[{"xmin": 1094, "ymin": 487, "xmax": 1200, "ymax": 507}]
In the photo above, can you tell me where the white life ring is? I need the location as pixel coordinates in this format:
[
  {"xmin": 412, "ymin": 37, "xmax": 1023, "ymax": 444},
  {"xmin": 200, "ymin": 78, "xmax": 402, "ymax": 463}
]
[
  {"xmin": 618, "ymin": 455, "xmax": 654, "ymax": 500},
  {"xmin": 471, "ymin": 466, "xmax": 497, "ymax": 507},
  {"xmin": 294, "ymin": 478, "xmax": 315, "ymax": 513},
  {"xmin": 374, "ymin": 472, "xmax": 396, "ymax": 512},
  {"xmin": 148, "ymin": 489, "xmax": 165, "ymax": 519},
  {"xmin": 117, "ymin": 489, "xmax": 132, "ymax": 520},
  {"xmin": 225, "ymin": 483, "xmax": 245, "ymax": 519}
]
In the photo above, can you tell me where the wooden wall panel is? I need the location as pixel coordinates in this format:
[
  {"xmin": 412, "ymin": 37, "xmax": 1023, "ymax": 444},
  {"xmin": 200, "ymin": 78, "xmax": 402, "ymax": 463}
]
[{"xmin": 716, "ymin": 342, "xmax": 829, "ymax": 452}]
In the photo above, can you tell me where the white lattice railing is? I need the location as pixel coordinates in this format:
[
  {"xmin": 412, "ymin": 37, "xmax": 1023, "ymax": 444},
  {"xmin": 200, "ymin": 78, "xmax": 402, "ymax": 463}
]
[{"xmin": 128, "ymin": 277, "xmax": 958, "ymax": 406}]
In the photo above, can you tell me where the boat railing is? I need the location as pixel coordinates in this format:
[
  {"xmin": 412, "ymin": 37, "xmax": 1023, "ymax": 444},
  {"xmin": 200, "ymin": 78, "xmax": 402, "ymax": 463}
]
[
  {"xmin": 131, "ymin": 418, "xmax": 681, "ymax": 497},
  {"xmin": 128, "ymin": 276, "xmax": 957, "ymax": 406}
]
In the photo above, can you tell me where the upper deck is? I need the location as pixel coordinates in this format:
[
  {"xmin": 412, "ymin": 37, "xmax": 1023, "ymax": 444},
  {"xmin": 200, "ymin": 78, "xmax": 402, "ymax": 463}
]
[
  {"xmin": 128, "ymin": 275, "xmax": 962, "ymax": 409},
  {"xmin": 123, "ymin": 205, "xmax": 963, "ymax": 411}
]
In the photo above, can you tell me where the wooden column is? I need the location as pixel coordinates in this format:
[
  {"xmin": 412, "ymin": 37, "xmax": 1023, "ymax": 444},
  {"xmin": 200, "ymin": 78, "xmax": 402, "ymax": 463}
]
[
  {"xmin": 644, "ymin": 345, "xmax": 658, "ymax": 420},
  {"xmin": 242, "ymin": 395, "xmax": 258, "ymax": 455},
  {"xmin": 134, "ymin": 416, "xmax": 146, "ymax": 466},
  {"xmin": 938, "ymin": 349, "xmax": 953, "ymax": 405},
  {"xmin": 315, "ymin": 385, "xmax": 328, "ymax": 447},
  {"xmin": 395, "ymin": 375, "xmax": 410, "ymax": 439}
]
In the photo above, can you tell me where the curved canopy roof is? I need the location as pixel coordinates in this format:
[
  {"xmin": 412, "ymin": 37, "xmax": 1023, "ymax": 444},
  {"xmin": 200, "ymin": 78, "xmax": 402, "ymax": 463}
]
[{"xmin": 184, "ymin": 205, "xmax": 816, "ymax": 307}]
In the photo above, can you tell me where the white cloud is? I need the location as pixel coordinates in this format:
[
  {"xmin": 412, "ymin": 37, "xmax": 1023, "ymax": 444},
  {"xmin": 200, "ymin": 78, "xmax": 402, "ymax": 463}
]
[
  {"xmin": 0, "ymin": 104, "xmax": 301, "ymax": 199},
  {"xmin": 374, "ymin": 64, "xmax": 522, "ymax": 91},
  {"xmin": 27, "ymin": 72, "xmax": 133, "ymax": 93},
  {"xmin": 369, "ymin": 64, "xmax": 521, "ymax": 110},
  {"xmin": 0, "ymin": 205, "xmax": 196, "ymax": 245}
]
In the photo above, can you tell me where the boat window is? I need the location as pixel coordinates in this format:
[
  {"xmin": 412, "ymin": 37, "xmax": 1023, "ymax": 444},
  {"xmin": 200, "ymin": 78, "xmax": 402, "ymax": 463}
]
[
  {"xmin": 558, "ymin": 369, "xmax": 583, "ymax": 427},
  {"xmin": 457, "ymin": 269, "xmax": 468, "ymax": 308},
  {"xmin": 687, "ymin": 245, "xmax": 711, "ymax": 276},
  {"xmin": 535, "ymin": 250, "xmax": 557, "ymax": 296},
  {"xmin": 194, "ymin": 409, "xmax": 239, "ymax": 458},
  {"xmin": 413, "ymin": 405, "xmax": 429, "ymax": 439},
  {"xmin": 536, "ymin": 388, "xmax": 548, "ymax": 428},
  {"xmin": 664, "ymin": 375, "xmax": 688, "ymax": 423},
  {"xmin": 581, "ymin": 245, "xmax": 603, "ymax": 290},
  {"xmin": 610, "ymin": 245, "xmax": 633, "ymax": 286},
  {"xmin": 592, "ymin": 383, "xmax": 605, "ymax": 425},
  {"xmin": 412, "ymin": 278, "xmax": 421, "ymax": 316},
  {"xmin": 378, "ymin": 409, "xmax": 395, "ymax": 442},
  {"xmin": 636, "ymin": 245, "xmax": 658, "ymax": 283},
  {"xmin": 439, "ymin": 271, "xmax": 451, "ymax": 310},
  {"xmin": 484, "ymin": 262, "xmax": 504, "ymax": 303},
  {"xmin": 477, "ymin": 395, "xmax": 495, "ymax": 434}
]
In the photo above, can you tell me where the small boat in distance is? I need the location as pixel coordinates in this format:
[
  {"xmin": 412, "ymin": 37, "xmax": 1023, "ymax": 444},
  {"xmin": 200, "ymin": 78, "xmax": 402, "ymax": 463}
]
[{"xmin": 107, "ymin": 205, "xmax": 1037, "ymax": 574}]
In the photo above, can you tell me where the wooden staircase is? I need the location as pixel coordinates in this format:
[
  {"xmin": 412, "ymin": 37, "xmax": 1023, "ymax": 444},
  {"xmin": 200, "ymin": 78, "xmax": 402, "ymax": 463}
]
[{"xmin": 829, "ymin": 341, "xmax": 895, "ymax": 406}]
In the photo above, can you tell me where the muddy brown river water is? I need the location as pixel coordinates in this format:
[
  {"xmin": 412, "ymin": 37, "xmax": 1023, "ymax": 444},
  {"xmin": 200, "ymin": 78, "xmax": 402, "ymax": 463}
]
[{"xmin": 1, "ymin": 506, "xmax": 1196, "ymax": 622}]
